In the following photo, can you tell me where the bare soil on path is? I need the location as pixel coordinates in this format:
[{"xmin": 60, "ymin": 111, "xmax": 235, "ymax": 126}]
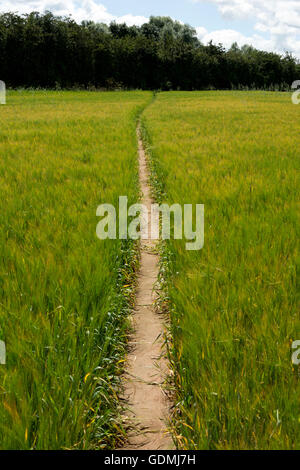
[{"xmin": 121, "ymin": 124, "xmax": 173, "ymax": 450}]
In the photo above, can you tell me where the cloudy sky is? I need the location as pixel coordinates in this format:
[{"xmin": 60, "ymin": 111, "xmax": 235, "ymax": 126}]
[{"xmin": 1, "ymin": 0, "xmax": 299, "ymax": 57}]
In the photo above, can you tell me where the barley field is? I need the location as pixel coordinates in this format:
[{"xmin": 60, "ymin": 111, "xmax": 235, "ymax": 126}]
[
  {"xmin": 142, "ymin": 91, "xmax": 299, "ymax": 450},
  {"xmin": 0, "ymin": 90, "xmax": 151, "ymax": 449},
  {"xmin": 0, "ymin": 90, "xmax": 298, "ymax": 451}
]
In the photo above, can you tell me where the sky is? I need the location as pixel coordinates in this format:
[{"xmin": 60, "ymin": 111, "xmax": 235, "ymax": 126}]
[{"xmin": 0, "ymin": 0, "xmax": 299, "ymax": 57}]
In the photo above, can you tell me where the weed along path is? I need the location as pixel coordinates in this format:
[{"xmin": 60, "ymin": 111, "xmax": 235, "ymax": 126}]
[{"xmin": 121, "ymin": 123, "xmax": 173, "ymax": 450}]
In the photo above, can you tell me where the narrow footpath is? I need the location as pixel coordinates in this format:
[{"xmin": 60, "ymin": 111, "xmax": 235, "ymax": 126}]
[{"xmin": 121, "ymin": 123, "xmax": 173, "ymax": 450}]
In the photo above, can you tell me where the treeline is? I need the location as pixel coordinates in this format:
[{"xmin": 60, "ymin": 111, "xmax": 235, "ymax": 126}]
[{"xmin": 0, "ymin": 12, "xmax": 299, "ymax": 90}]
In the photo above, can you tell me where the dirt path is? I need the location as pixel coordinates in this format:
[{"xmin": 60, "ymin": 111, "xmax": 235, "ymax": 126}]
[{"xmin": 121, "ymin": 123, "xmax": 173, "ymax": 450}]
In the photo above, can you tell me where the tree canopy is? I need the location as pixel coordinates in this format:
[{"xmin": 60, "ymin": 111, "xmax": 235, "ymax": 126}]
[{"xmin": 0, "ymin": 12, "xmax": 298, "ymax": 89}]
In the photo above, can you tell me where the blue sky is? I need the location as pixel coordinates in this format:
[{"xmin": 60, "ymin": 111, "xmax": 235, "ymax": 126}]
[
  {"xmin": 1, "ymin": 0, "xmax": 299, "ymax": 57},
  {"xmin": 105, "ymin": 0, "xmax": 255, "ymax": 37}
]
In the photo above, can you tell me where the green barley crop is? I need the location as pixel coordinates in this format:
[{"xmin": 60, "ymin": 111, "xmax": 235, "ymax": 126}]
[
  {"xmin": 142, "ymin": 91, "xmax": 300, "ymax": 450},
  {"xmin": 0, "ymin": 90, "xmax": 151, "ymax": 449}
]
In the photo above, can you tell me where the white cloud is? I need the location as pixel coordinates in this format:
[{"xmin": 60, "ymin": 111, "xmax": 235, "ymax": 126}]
[
  {"xmin": 195, "ymin": 26, "xmax": 208, "ymax": 37},
  {"xmin": 0, "ymin": 0, "xmax": 148, "ymax": 26},
  {"xmin": 193, "ymin": 0, "xmax": 300, "ymax": 56},
  {"xmin": 197, "ymin": 28, "xmax": 273, "ymax": 51}
]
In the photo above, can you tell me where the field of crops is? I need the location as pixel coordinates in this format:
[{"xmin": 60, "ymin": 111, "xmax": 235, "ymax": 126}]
[
  {"xmin": 0, "ymin": 90, "xmax": 151, "ymax": 449},
  {"xmin": 142, "ymin": 91, "xmax": 299, "ymax": 450},
  {"xmin": 0, "ymin": 90, "xmax": 299, "ymax": 451}
]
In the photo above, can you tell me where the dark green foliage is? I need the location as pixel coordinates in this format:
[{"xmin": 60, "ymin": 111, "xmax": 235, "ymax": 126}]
[{"xmin": 0, "ymin": 12, "xmax": 298, "ymax": 89}]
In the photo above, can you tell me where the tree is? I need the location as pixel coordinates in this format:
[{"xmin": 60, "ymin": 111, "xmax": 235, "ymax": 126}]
[{"xmin": 0, "ymin": 12, "xmax": 298, "ymax": 90}]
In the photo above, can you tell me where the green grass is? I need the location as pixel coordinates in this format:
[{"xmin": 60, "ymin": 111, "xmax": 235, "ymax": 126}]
[
  {"xmin": 0, "ymin": 90, "xmax": 152, "ymax": 449},
  {"xmin": 1, "ymin": 89, "xmax": 299, "ymax": 451},
  {"xmin": 142, "ymin": 91, "xmax": 300, "ymax": 450}
]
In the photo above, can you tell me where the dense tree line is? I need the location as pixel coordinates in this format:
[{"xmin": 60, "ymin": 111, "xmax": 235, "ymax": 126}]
[{"xmin": 0, "ymin": 12, "xmax": 299, "ymax": 90}]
